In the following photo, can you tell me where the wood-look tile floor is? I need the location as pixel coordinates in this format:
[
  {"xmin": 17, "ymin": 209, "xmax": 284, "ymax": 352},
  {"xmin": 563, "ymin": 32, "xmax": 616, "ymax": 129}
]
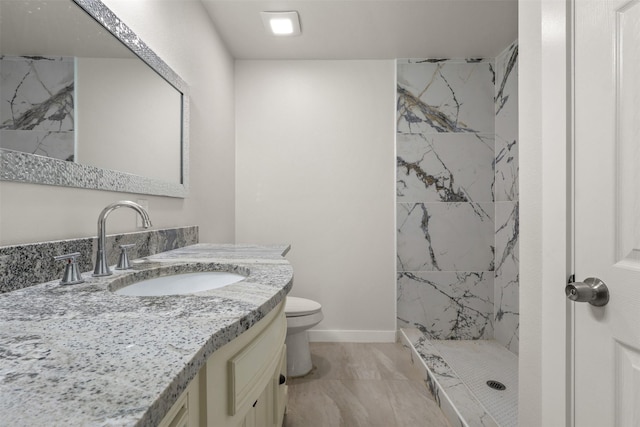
[{"xmin": 283, "ymin": 342, "xmax": 451, "ymax": 427}]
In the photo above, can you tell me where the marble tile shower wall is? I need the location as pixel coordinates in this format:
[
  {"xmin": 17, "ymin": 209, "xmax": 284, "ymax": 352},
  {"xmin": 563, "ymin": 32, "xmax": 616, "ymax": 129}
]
[
  {"xmin": 0, "ymin": 56, "xmax": 75, "ymax": 161},
  {"xmin": 396, "ymin": 42, "xmax": 519, "ymax": 354},
  {"xmin": 494, "ymin": 42, "xmax": 519, "ymax": 354}
]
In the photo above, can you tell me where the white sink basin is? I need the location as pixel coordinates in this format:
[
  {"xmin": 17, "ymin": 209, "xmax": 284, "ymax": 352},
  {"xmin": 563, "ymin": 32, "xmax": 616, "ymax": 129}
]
[{"xmin": 114, "ymin": 271, "xmax": 245, "ymax": 296}]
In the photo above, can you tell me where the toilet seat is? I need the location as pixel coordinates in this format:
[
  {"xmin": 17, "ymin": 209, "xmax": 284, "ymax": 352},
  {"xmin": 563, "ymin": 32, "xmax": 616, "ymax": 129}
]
[{"xmin": 285, "ymin": 296, "xmax": 322, "ymax": 317}]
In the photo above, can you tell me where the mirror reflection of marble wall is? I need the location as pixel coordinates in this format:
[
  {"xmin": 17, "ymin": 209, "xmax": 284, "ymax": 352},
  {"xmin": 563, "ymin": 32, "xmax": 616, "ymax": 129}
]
[
  {"xmin": 0, "ymin": 56, "xmax": 75, "ymax": 161},
  {"xmin": 0, "ymin": 0, "xmax": 188, "ymax": 196}
]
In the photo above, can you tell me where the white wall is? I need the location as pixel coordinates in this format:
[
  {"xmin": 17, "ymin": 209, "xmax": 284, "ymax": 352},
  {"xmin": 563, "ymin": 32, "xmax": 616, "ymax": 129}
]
[
  {"xmin": 519, "ymin": 0, "xmax": 571, "ymax": 425},
  {"xmin": 518, "ymin": 1, "xmax": 543, "ymax": 419},
  {"xmin": 235, "ymin": 60, "xmax": 397, "ymax": 342},
  {"xmin": 76, "ymin": 57, "xmax": 181, "ymax": 183},
  {"xmin": 0, "ymin": 0, "xmax": 235, "ymax": 245}
]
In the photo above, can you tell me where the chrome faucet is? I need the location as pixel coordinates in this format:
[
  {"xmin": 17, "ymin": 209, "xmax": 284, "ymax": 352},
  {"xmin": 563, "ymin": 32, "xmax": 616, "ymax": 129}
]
[{"xmin": 93, "ymin": 201, "xmax": 152, "ymax": 277}]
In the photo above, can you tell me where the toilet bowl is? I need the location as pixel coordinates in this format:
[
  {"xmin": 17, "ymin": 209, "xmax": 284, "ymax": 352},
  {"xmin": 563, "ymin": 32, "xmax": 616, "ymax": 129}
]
[{"xmin": 285, "ymin": 296, "xmax": 324, "ymax": 377}]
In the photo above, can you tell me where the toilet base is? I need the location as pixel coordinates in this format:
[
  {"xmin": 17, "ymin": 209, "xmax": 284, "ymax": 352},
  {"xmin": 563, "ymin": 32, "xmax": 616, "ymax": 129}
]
[{"xmin": 286, "ymin": 330, "xmax": 313, "ymax": 377}]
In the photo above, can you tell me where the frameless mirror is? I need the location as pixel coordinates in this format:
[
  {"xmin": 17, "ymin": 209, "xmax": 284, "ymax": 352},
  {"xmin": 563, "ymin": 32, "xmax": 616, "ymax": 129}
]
[{"xmin": 0, "ymin": 0, "xmax": 189, "ymax": 197}]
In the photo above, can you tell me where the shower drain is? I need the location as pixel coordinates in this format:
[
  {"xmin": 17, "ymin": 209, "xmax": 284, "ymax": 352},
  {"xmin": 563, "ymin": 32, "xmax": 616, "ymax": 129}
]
[{"xmin": 486, "ymin": 380, "xmax": 506, "ymax": 391}]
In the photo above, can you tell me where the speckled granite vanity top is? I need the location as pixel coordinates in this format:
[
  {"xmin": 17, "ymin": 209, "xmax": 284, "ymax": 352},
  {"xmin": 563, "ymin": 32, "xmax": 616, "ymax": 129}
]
[{"xmin": 0, "ymin": 243, "xmax": 293, "ymax": 426}]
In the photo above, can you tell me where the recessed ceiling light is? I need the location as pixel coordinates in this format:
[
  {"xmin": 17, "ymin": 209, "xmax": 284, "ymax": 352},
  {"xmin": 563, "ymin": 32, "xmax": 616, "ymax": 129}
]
[{"xmin": 260, "ymin": 11, "xmax": 301, "ymax": 36}]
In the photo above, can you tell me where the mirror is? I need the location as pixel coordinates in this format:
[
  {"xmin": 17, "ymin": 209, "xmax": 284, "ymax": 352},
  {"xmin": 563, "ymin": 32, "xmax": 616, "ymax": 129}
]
[{"xmin": 0, "ymin": 0, "xmax": 189, "ymax": 197}]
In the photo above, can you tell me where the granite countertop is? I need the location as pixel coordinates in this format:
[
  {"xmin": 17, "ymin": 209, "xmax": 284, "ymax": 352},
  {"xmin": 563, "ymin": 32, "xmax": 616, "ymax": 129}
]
[{"xmin": 0, "ymin": 243, "xmax": 293, "ymax": 426}]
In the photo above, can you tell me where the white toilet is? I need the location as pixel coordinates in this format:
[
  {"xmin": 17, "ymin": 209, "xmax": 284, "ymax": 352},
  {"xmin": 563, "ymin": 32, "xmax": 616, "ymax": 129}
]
[{"xmin": 284, "ymin": 296, "xmax": 324, "ymax": 377}]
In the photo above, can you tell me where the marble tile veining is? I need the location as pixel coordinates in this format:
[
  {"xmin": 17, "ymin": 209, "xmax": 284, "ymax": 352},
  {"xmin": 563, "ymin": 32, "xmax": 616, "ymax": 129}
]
[
  {"xmin": 397, "ymin": 202, "xmax": 494, "ymax": 272},
  {"xmin": 494, "ymin": 135, "xmax": 519, "ymax": 203},
  {"xmin": 0, "ymin": 56, "xmax": 74, "ymax": 132},
  {"xmin": 495, "ymin": 42, "xmax": 518, "ymax": 123},
  {"xmin": 397, "ymin": 44, "xmax": 518, "ymax": 349},
  {"xmin": 397, "ymin": 271, "xmax": 493, "ymax": 340},
  {"xmin": 0, "ymin": 243, "xmax": 293, "ymax": 426},
  {"xmin": 493, "ymin": 41, "xmax": 519, "ymax": 354},
  {"xmin": 494, "ymin": 202, "xmax": 519, "ymax": 353},
  {"xmin": 0, "ymin": 130, "xmax": 75, "ymax": 161},
  {"xmin": 397, "ymin": 57, "xmax": 499, "ymax": 343},
  {"xmin": 397, "ymin": 59, "xmax": 495, "ymax": 135},
  {"xmin": 397, "ymin": 133, "xmax": 495, "ymax": 203},
  {"xmin": 0, "ymin": 56, "xmax": 75, "ymax": 161},
  {"xmin": 494, "ymin": 42, "xmax": 519, "ymax": 203}
]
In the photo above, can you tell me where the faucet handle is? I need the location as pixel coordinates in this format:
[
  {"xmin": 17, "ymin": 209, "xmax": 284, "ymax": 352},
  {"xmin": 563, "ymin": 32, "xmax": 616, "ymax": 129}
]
[
  {"xmin": 115, "ymin": 244, "xmax": 136, "ymax": 270},
  {"xmin": 53, "ymin": 252, "xmax": 85, "ymax": 285}
]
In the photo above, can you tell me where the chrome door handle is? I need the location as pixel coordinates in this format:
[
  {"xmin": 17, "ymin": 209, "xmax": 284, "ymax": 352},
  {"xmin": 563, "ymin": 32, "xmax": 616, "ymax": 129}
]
[{"xmin": 565, "ymin": 277, "xmax": 609, "ymax": 306}]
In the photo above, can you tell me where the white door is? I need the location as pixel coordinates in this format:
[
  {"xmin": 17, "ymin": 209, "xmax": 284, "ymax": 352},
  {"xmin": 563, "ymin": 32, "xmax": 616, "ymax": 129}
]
[{"xmin": 574, "ymin": 0, "xmax": 640, "ymax": 425}]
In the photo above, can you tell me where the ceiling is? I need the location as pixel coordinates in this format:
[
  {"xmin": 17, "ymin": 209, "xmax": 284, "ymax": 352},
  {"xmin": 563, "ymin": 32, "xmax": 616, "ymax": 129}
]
[{"xmin": 199, "ymin": 0, "xmax": 518, "ymax": 60}]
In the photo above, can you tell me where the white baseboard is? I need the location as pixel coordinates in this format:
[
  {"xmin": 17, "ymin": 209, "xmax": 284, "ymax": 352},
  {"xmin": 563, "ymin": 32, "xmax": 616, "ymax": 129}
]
[{"xmin": 307, "ymin": 329, "xmax": 397, "ymax": 343}]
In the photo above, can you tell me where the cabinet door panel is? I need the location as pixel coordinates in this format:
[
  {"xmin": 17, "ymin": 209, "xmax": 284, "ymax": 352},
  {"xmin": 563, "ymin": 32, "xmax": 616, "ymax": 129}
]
[
  {"xmin": 229, "ymin": 312, "xmax": 286, "ymax": 415},
  {"xmin": 205, "ymin": 302, "xmax": 287, "ymax": 427},
  {"xmin": 273, "ymin": 346, "xmax": 287, "ymax": 426}
]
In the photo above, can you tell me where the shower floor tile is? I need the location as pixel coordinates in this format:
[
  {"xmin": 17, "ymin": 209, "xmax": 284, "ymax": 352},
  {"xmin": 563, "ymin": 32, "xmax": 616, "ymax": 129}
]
[
  {"xmin": 401, "ymin": 328, "xmax": 518, "ymax": 427},
  {"xmin": 432, "ymin": 340, "xmax": 518, "ymax": 427}
]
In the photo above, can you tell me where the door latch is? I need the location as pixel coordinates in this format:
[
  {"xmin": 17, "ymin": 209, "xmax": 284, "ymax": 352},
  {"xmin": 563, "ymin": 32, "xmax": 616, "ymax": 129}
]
[{"xmin": 565, "ymin": 277, "xmax": 609, "ymax": 306}]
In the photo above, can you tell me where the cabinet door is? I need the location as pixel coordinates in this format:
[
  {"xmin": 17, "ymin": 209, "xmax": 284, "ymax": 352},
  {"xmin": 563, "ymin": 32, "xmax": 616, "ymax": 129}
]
[
  {"xmin": 272, "ymin": 346, "xmax": 287, "ymax": 427},
  {"xmin": 158, "ymin": 371, "xmax": 201, "ymax": 427},
  {"xmin": 254, "ymin": 384, "xmax": 271, "ymax": 427},
  {"xmin": 205, "ymin": 302, "xmax": 286, "ymax": 427},
  {"xmin": 241, "ymin": 380, "xmax": 271, "ymax": 427},
  {"xmin": 242, "ymin": 406, "xmax": 255, "ymax": 427}
]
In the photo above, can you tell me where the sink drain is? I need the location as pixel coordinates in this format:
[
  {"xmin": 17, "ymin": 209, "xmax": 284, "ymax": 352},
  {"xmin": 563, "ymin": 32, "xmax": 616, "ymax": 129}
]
[{"xmin": 486, "ymin": 380, "xmax": 506, "ymax": 391}]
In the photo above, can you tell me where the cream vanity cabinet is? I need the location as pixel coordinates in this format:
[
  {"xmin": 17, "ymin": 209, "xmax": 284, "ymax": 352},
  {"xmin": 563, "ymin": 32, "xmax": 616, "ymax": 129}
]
[{"xmin": 160, "ymin": 302, "xmax": 288, "ymax": 427}]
